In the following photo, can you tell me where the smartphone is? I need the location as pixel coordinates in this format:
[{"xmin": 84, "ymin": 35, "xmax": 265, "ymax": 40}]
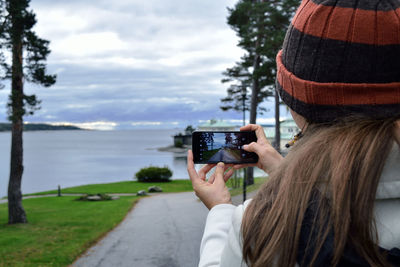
[{"xmin": 192, "ymin": 131, "xmax": 258, "ymax": 164}]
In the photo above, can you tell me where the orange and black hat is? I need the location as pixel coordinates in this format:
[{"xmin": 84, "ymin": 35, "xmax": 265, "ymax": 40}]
[{"xmin": 276, "ymin": 0, "xmax": 400, "ymax": 123}]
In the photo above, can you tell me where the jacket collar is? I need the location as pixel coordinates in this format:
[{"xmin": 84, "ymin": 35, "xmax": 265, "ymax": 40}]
[{"xmin": 376, "ymin": 143, "xmax": 400, "ymax": 200}]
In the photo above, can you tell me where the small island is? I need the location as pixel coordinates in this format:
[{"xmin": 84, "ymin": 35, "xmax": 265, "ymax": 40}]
[{"xmin": 0, "ymin": 123, "xmax": 82, "ymax": 132}]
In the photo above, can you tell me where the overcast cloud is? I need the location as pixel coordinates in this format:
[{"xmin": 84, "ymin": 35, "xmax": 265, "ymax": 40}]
[{"xmin": 0, "ymin": 0, "xmax": 288, "ymax": 130}]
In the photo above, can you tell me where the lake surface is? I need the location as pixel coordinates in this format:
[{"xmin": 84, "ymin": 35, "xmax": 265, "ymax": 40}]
[{"xmin": 0, "ymin": 129, "xmax": 188, "ymax": 197}]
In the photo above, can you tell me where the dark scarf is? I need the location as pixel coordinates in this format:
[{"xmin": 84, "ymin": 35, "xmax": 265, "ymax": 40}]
[{"xmin": 296, "ymin": 193, "xmax": 400, "ymax": 267}]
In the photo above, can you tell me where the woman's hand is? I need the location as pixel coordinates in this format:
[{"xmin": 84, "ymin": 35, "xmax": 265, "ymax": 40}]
[
  {"xmin": 235, "ymin": 124, "xmax": 283, "ymax": 174},
  {"xmin": 187, "ymin": 150, "xmax": 235, "ymax": 210}
]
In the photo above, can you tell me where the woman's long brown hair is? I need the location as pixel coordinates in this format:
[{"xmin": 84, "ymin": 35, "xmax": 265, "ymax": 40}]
[{"xmin": 242, "ymin": 117, "xmax": 399, "ymax": 267}]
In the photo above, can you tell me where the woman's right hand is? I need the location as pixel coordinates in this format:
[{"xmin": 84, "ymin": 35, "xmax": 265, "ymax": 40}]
[{"xmin": 235, "ymin": 124, "xmax": 283, "ymax": 175}]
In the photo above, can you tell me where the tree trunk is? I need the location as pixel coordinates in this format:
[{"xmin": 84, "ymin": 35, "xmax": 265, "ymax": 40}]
[
  {"xmin": 274, "ymin": 89, "xmax": 281, "ymax": 153},
  {"xmin": 247, "ymin": 40, "xmax": 261, "ymax": 186},
  {"xmin": 249, "ymin": 0, "xmax": 261, "ymax": 126},
  {"xmin": 8, "ymin": 19, "xmax": 27, "ymax": 224},
  {"xmin": 249, "ymin": 59, "xmax": 259, "ymax": 125},
  {"xmin": 8, "ymin": 120, "xmax": 26, "ymax": 224}
]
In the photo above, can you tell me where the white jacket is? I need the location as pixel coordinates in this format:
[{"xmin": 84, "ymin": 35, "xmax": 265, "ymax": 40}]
[{"xmin": 199, "ymin": 144, "xmax": 400, "ymax": 267}]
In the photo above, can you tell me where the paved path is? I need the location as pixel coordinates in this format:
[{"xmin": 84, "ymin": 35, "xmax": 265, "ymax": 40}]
[
  {"xmin": 209, "ymin": 148, "xmax": 240, "ymax": 162},
  {"xmin": 73, "ymin": 191, "xmax": 256, "ymax": 267},
  {"xmin": 73, "ymin": 192, "xmax": 208, "ymax": 267}
]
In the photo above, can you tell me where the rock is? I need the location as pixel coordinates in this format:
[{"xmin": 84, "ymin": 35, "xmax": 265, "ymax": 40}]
[
  {"xmin": 137, "ymin": 190, "xmax": 147, "ymax": 196},
  {"xmin": 76, "ymin": 193, "xmax": 113, "ymax": 201},
  {"xmin": 111, "ymin": 196, "xmax": 120, "ymax": 200},
  {"xmin": 87, "ymin": 195, "xmax": 102, "ymax": 201},
  {"xmin": 148, "ymin": 186, "xmax": 163, "ymax": 193}
]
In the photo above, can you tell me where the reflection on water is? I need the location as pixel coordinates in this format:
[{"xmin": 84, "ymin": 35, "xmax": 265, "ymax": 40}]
[{"xmin": 173, "ymin": 152, "xmax": 188, "ymax": 171}]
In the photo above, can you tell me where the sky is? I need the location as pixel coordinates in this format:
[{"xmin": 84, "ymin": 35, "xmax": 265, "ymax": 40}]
[{"xmin": 0, "ymin": 0, "xmax": 289, "ymax": 130}]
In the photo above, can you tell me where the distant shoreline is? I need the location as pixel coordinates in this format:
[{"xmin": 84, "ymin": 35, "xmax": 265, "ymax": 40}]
[
  {"xmin": 157, "ymin": 145, "xmax": 189, "ymax": 154},
  {"xmin": 0, "ymin": 122, "xmax": 82, "ymax": 132}
]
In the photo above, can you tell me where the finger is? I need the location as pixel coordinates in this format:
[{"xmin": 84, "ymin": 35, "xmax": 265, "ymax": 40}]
[
  {"xmin": 198, "ymin": 164, "xmax": 216, "ymax": 180},
  {"xmin": 208, "ymin": 173, "xmax": 215, "ymax": 184},
  {"xmin": 240, "ymin": 124, "xmax": 256, "ymax": 131},
  {"xmin": 209, "ymin": 163, "xmax": 231, "ymax": 183},
  {"xmin": 240, "ymin": 124, "xmax": 267, "ymax": 140},
  {"xmin": 214, "ymin": 162, "xmax": 226, "ymax": 185},
  {"xmin": 242, "ymin": 142, "xmax": 263, "ymax": 155},
  {"xmin": 187, "ymin": 150, "xmax": 200, "ymax": 185},
  {"xmin": 225, "ymin": 164, "xmax": 234, "ymax": 170},
  {"xmin": 224, "ymin": 164, "xmax": 233, "ymax": 172},
  {"xmin": 224, "ymin": 168, "xmax": 235, "ymax": 182}
]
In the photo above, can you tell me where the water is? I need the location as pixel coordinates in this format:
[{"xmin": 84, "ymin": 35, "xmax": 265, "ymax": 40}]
[{"xmin": 0, "ymin": 129, "xmax": 188, "ymax": 197}]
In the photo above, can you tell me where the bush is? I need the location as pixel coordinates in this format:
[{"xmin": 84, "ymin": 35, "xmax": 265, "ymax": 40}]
[
  {"xmin": 174, "ymin": 139, "xmax": 183, "ymax": 148},
  {"xmin": 185, "ymin": 125, "xmax": 195, "ymax": 134},
  {"xmin": 135, "ymin": 166, "xmax": 173, "ymax": 182}
]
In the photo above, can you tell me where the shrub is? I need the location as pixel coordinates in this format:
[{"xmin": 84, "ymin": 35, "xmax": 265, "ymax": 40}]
[
  {"xmin": 135, "ymin": 166, "xmax": 173, "ymax": 182},
  {"xmin": 185, "ymin": 125, "xmax": 195, "ymax": 134},
  {"xmin": 174, "ymin": 139, "xmax": 183, "ymax": 148}
]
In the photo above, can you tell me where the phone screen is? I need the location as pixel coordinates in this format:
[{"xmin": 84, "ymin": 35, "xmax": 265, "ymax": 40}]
[{"xmin": 192, "ymin": 131, "xmax": 258, "ymax": 164}]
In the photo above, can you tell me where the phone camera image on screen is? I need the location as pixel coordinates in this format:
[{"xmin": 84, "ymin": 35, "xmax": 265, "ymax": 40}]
[{"xmin": 192, "ymin": 131, "xmax": 258, "ymax": 164}]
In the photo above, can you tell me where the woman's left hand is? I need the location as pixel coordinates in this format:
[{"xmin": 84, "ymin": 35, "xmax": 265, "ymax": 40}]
[{"xmin": 187, "ymin": 150, "xmax": 235, "ymax": 210}]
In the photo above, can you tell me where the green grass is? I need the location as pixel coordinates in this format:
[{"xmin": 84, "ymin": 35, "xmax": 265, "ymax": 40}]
[
  {"xmin": 2, "ymin": 180, "xmax": 196, "ymax": 266},
  {"xmin": 228, "ymin": 177, "xmax": 267, "ymax": 197},
  {"xmin": 24, "ymin": 177, "xmax": 264, "ymax": 198},
  {"xmin": 26, "ymin": 180, "xmax": 194, "ymax": 196},
  {"xmin": 0, "ymin": 177, "xmax": 265, "ymax": 266},
  {"xmin": 0, "ymin": 196, "xmax": 138, "ymax": 267}
]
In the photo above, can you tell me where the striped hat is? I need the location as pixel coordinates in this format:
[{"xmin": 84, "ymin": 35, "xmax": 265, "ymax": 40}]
[{"xmin": 276, "ymin": 0, "xmax": 400, "ymax": 123}]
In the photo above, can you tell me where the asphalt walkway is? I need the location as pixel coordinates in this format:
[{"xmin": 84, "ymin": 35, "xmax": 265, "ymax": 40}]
[
  {"xmin": 73, "ymin": 192, "xmax": 207, "ymax": 267},
  {"xmin": 209, "ymin": 148, "xmax": 240, "ymax": 162},
  {"xmin": 72, "ymin": 191, "xmax": 255, "ymax": 267}
]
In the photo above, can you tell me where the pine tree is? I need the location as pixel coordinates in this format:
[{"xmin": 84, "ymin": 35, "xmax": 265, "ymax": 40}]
[
  {"xmin": 0, "ymin": 0, "xmax": 56, "ymax": 224},
  {"xmin": 221, "ymin": 0, "xmax": 298, "ymax": 184},
  {"xmin": 222, "ymin": 0, "xmax": 298, "ymax": 141}
]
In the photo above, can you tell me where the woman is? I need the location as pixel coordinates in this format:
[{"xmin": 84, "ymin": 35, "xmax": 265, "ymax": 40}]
[{"xmin": 188, "ymin": 0, "xmax": 400, "ymax": 266}]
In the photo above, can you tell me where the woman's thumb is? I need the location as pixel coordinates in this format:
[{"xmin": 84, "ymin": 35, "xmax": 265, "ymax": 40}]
[{"xmin": 215, "ymin": 162, "xmax": 225, "ymax": 184}]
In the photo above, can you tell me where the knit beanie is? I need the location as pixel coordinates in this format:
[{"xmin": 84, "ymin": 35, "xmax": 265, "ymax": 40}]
[{"xmin": 276, "ymin": 0, "xmax": 400, "ymax": 123}]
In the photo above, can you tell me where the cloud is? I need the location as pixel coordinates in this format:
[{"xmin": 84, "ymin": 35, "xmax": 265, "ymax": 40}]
[
  {"xmin": 53, "ymin": 32, "xmax": 128, "ymax": 57},
  {"xmin": 0, "ymin": 0, "xmax": 284, "ymax": 129}
]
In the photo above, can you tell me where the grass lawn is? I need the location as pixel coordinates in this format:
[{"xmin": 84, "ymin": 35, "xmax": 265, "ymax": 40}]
[
  {"xmin": 1, "ymin": 180, "xmax": 195, "ymax": 267},
  {"xmin": 0, "ymin": 196, "xmax": 138, "ymax": 267},
  {"xmin": 228, "ymin": 177, "xmax": 267, "ymax": 197},
  {"xmin": 0, "ymin": 177, "xmax": 266, "ymax": 266},
  {"xmin": 26, "ymin": 179, "xmax": 194, "ymax": 196},
  {"xmin": 26, "ymin": 177, "xmax": 266, "ymax": 197}
]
